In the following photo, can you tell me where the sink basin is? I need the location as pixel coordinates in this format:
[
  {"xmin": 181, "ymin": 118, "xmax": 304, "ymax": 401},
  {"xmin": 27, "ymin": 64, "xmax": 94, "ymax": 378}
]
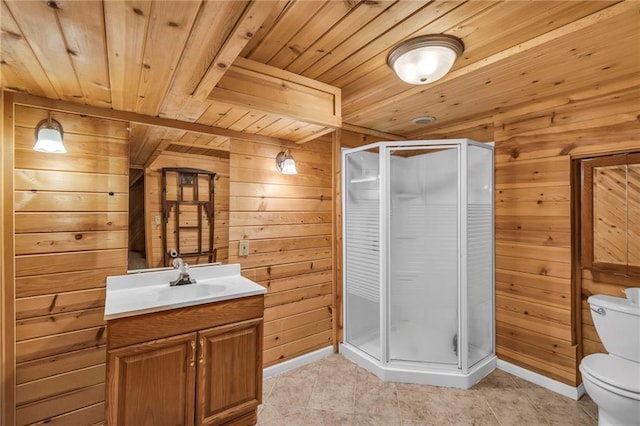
[
  {"xmin": 152, "ymin": 283, "xmax": 227, "ymax": 302},
  {"xmin": 104, "ymin": 264, "xmax": 266, "ymax": 320}
]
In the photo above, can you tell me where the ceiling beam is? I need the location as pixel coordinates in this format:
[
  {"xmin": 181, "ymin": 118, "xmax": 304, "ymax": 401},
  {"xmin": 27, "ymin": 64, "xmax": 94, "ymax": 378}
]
[
  {"xmin": 341, "ymin": 123, "xmax": 407, "ymax": 141},
  {"xmin": 343, "ymin": 1, "xmax": 637, "ymax": 123},
  {"xmin": 208, "ymin": 57, "xmax": 342, "ymax": 129},
  {"xmin": 9, "ymin": 92, "xmax": 292, "ymax": 145},
  {"xmin": 295, "ymin": 127, "xmax": 335, "ymax": 145},
  {"xmin": 191, "ymin": 1, "xmax": 277, "ymax": 100}
]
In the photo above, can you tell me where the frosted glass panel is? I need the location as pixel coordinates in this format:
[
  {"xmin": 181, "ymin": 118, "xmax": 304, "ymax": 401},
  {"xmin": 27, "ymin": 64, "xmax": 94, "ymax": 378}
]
[
  {"xmin": 344, "ymin": 149, "xmax": 381, "ymax": 360},
  {"xmin": 389, "ymin": 147, "xmax": 458, "ymax": 365},
  {"xmin": 467, "ymin": 144, "xmax": 494, "ymax": 367}
]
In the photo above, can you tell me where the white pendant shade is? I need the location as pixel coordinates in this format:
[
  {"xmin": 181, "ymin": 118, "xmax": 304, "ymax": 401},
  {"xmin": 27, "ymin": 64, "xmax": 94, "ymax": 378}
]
[
  {"xmin": 280, "ymin": 158, "xmax": 298, "ymax": 175},
  {"xmin": 33, "ymin": 115, "xmax": 66, "ymax": 154},
  {"xmin": 276, "ymin": 150, "xmax": 298, "ymax": 175},
  {"xmin": 388, "ymin": 35, "xmax": 464, "ymax": 85},
  {"xmin": 33, "ymin": 127, "xmax": 66, "ymax": 153}
]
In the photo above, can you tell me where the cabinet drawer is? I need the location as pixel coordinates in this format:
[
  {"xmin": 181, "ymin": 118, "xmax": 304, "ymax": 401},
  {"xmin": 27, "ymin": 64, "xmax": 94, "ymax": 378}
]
[{"xmin": 107, "ymin": 295, "xmax": 264, "ymax": 349}]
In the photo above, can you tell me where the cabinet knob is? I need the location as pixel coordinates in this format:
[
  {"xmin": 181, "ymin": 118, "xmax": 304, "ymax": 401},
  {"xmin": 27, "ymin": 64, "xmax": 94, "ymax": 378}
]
[{"xmin": 189, "ymin": 340, "xmax": 195, "ymax": 367}]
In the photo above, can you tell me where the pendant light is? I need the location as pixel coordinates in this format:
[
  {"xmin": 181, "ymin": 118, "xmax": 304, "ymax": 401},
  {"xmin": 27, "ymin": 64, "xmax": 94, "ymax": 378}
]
[
  {"xmin": 33, "ymin": 112, "xmax": 66, "ymax": 153},
  {"xmin": 387, "ymin": 34, "xmax": 464, "ymax": 85}
]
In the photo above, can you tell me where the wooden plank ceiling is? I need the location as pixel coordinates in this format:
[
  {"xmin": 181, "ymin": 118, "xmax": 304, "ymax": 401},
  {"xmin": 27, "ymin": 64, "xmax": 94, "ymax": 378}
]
[{"xmin": 2, "ymin": 0, "xmax": 638, "ymax": 156}]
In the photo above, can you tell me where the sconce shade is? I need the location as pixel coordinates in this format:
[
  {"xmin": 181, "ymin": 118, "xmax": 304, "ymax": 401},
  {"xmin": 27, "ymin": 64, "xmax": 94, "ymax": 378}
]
[
  {"xmin": 276, "ymin": 151, "xmax": 298, "ymax": 175},
  {"xmin": 387, "ymin": 34, "xmax": 464, "ymax": 85},
  {"xmin": 33, "ymin": 115, "xmax": 66, "ymax": 153}
]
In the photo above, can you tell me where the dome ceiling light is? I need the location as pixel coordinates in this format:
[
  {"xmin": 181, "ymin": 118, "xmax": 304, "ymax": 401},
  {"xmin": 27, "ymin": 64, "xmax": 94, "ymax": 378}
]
[{"xmin": 387, "ymin": 34, "xmax": 464, "ymax": 85}]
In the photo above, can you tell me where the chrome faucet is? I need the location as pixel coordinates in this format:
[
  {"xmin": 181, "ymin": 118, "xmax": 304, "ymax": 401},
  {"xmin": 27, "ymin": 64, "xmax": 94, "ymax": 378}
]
[{"xmin": 170, "ymin": 258, "xmax": 196, "ymax": 286}]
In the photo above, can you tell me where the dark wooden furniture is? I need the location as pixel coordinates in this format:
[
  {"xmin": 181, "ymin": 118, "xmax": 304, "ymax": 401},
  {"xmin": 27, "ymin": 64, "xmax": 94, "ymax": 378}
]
[{"xmin": 162, "ymin": 168, "xmax": 217, "ymax": 267}]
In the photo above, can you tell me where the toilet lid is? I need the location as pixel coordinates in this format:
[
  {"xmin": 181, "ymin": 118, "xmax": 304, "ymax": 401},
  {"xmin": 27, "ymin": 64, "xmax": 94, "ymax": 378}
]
[{"xmin": 581, "ymin": 354, "xmax": 640, "ymax": 394}]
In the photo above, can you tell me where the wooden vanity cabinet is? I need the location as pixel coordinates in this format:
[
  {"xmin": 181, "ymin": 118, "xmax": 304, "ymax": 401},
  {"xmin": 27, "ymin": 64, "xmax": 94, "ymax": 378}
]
[
  {"xmin": 197, "ymin": 318, "xmax": 263, "ymax": 425},
  {"xmin": 106, "ymin": 295, "xmax": 264, "ymax": 426},
  {"xmin": 107, "ymin": 333, "xmax": 197, "ymax": 426}
]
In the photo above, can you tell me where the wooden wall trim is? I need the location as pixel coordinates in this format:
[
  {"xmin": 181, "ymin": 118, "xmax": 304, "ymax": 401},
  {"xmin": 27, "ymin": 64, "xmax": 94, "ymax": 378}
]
[
  {"xmin": 341, "ymin": 123, "xmax": 406, "ymax": 142},
  {"xmin": 7, "ymin": 92, "xmax": 293, "ymax": 145},
  {"xmin": 331, "ymin": 130, "xmax": 341, "ymax": 351},
  {"xmin": 571, "ymin": 159, "xmax": 583, "ymax": 379},
  {"xmin": 2, "ymin": 91, "xmax": 16, "ymax": 426}
]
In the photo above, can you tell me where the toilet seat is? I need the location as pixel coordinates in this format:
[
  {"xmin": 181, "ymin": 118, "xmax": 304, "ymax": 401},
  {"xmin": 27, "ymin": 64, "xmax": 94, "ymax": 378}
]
[{"xmin": 581, "ymin": 354, "xmax": 640, "ymax": 399}]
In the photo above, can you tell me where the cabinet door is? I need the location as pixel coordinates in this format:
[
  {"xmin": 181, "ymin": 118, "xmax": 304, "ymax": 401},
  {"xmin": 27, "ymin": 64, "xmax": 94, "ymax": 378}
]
[
  {"xmin": 107, "ymin": 332, "xmax": 197, "ymax": 426},
  {"xmin": 196, "ymin": 318, "xmax": 263, "ymax": 425}
]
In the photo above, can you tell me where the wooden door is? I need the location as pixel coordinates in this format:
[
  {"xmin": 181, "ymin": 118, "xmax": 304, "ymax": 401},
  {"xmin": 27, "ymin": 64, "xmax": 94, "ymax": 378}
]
[
  {"xmin": 107, "ymin": 332, "xmax": 197, "ymax": 426},
  {"xmin": 196, "ymin": 318, "xmax": 263, "ymax": 426}
]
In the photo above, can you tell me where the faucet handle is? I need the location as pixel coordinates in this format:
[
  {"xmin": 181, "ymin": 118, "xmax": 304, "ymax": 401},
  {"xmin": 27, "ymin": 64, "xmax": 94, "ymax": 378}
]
[{"xmin": 172, "ymin": 257, "xmax": 183, "ymax": 270}]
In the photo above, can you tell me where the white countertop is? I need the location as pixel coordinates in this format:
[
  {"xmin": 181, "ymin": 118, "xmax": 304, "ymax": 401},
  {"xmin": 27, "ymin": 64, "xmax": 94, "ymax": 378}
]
[{"xmin": 104, "ymin": 263, "xmax": 266, "ymax": 320}]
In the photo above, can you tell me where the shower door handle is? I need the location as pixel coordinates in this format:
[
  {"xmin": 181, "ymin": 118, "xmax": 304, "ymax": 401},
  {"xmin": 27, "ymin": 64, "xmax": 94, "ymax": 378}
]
[{"xmin": 590, "ymin": 307, "xmax": 605, "ymax": 316}]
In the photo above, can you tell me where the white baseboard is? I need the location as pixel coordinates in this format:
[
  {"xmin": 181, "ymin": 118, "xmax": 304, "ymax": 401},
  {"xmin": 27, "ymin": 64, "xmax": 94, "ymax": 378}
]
[
  {"xmin": 497, "ymin": 358, "xmax": 585, "ymax": 400},
  {"xmin": 262, "ymin": 348, "xmax": 585, "ymax": 400},
  {"xmin": 263, "ymin": 346, "xmax": 334, "ymax": 379}
]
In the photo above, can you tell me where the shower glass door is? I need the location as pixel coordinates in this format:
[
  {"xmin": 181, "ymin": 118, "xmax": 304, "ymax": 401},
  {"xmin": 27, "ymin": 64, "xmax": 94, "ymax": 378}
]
[
  {"xmin": 467, "ymin": 143, "xmax": 494, "ymax": 367},
  {"xmin": 344, "ymin": 147, "xmax": 381, "ymax": 360},
  {"xmin": 387, "ymin": 145, "xmax": 459, "ymax": 365}
]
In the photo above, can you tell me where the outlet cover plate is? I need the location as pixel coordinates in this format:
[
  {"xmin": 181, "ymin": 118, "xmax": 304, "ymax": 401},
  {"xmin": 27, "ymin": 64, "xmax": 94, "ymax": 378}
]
[{"xmin": 239, "ymin": 240, "xmax": 249, "ymax": 256}]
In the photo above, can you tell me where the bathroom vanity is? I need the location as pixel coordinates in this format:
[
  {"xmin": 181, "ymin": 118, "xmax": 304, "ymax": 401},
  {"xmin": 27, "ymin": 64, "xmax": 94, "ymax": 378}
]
[{"xmin": 103, "ymin": 264, "xmax": 266, "ymax": 426}]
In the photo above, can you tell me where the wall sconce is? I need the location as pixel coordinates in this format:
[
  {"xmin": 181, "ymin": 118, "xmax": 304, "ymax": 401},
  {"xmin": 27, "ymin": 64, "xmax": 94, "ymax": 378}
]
[
  {"xmin": 387, "ymin": 34, "xmax": 464, "ymax": 85},
  {"xmin": 276, "ymin": 150, "xmax": 297, "ymax": 175},
  {"xmin": 33, "ymin": 112, "xmax": 66, "ymax": 153}
]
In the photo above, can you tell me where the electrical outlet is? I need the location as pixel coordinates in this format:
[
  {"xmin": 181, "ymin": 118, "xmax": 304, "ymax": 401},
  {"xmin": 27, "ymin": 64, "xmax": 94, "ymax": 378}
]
[
  {"xmin": 154, "ymin": 215, "xmax": 162, "ymax": 225},
  {"xmin": 239, "ymin": 239, "xmax": 250, "ymax": 256}
]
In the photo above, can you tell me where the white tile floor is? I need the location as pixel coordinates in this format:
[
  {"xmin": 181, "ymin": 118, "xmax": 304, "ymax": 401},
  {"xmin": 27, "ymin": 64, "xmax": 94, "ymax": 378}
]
[{"xmin": 258, "ymin": 354, "xmax": 597, "ymax": 425}]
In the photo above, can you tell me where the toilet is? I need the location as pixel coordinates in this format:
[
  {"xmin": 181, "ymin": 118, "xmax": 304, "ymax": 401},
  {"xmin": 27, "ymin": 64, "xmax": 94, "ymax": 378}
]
[{"xmin": 579, "ymin": 290, "xmax": 640, "ymax": 426}]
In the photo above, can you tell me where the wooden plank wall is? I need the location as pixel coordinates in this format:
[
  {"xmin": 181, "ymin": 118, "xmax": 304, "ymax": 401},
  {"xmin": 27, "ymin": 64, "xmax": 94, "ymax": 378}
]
[
  {"xmin": 493, "ymin": 81, "xmax": 640, "ymax": 385},
  {"xmin": 228, "ymin": 137, "xmax": 334, "ymax": 367},
  {"xmin": 145, "ymin": 151, "xmax": 230, "ymax": 268},
  {"xmin": 12, "ymin": 105, "xmax": 129, "ymax": 425}
]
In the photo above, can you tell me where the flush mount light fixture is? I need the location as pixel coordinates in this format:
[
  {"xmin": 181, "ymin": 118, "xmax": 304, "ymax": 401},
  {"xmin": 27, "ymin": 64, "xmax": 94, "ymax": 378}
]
[
  {"xmin": 276, "ymin": 150, "xmax": 298, "ymax": 175},
  {"xmin": 387, "ymin": 34, "xmax": 464, "ymax": 85},
  {"xmin": 33, "ymin": 112, "xmax": 66, "ymax": 153}
]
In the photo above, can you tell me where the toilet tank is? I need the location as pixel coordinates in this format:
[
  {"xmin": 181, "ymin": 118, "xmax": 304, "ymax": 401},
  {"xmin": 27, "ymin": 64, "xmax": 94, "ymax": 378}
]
[{"xmin": 588, "ymin": 294, "xmax": 640, "ymax": 362}]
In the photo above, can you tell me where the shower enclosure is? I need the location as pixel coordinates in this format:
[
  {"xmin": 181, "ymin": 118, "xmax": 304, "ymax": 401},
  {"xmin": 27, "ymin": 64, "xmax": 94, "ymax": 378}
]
[{"xmin": 341, "ymin": 139, "xmax": 495, "ymax": 388}]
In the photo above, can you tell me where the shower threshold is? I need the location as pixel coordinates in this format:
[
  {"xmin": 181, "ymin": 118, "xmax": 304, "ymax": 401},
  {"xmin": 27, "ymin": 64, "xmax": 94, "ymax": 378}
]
[{"xmin": 340, "ymin": 342, "xmax": 496, "ymax": 389}]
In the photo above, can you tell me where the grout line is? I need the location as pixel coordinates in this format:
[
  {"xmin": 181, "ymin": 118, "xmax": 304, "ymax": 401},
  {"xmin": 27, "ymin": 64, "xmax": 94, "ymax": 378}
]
[
  {"xmin": 351, "ymin": 363, "xmax": 357, "ymax": 416},
  {"xmin": 483, "ymin": 398, "xmax": 503, "ymax": 426},
  {"xmin": 301, "ymin": 363, "xmax": 319, "ymax": 423}
]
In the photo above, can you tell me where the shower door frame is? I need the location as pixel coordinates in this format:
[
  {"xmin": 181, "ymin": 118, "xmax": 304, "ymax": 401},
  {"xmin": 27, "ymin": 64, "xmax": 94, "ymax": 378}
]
[
  {"xmin": 383, "ymin": 142, "xmax": 462, "ymax": 370},
  {"xmin": 342, "ymin": 139, "xmax": 495, "ymax": 377}
]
